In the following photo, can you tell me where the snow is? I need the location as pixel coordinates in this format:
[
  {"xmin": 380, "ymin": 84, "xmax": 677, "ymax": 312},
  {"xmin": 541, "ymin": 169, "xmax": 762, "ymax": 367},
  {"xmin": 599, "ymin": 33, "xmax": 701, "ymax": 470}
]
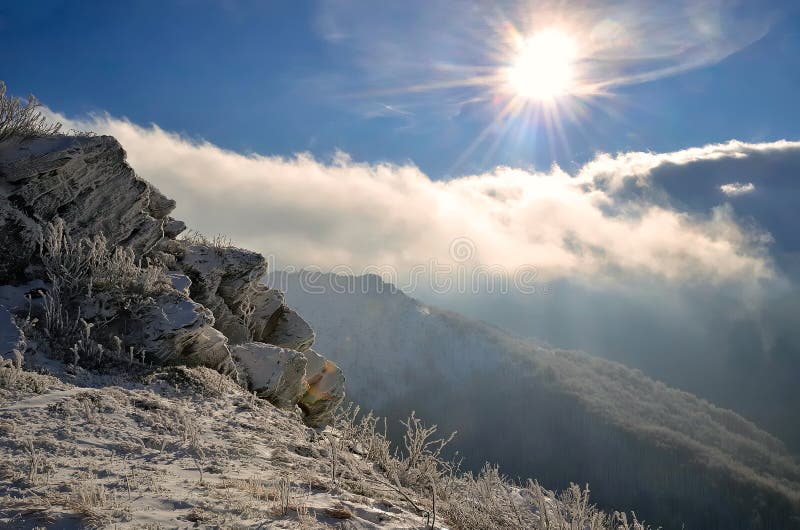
[
  {"xmin": 0, "ymin": 306, "xmax": 21, "ymax": 359},
  {"xmin": 0, "ymin": 280, "xmax": 46, "ymax": 312},
  {"xmin": 0, "ymin": 366, "xmax": 435, "ymax": 529},
  {"xmin": 167, "ymin": 272, "xmax": 192, "ymax": 296}
]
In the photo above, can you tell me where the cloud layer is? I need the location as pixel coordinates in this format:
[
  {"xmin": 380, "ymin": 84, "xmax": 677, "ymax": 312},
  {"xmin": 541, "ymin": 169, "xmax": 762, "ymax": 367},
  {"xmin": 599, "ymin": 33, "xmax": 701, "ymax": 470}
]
[{"xmin": 53, "ymin": 111, "xmax": 787, "ymax": 286}]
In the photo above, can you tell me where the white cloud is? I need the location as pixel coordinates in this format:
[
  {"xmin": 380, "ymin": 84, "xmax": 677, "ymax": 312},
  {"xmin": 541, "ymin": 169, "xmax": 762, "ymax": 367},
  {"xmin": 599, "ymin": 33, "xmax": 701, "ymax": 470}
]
[
  {"xmin": 720, "ymin": 182, "xmax": 756, "ymax": 196},
  {"xmin": 580, "ymin": 140, "xmax": 800, "ymax": 191},
  {"xmin": 51, "ymin": 111, "xmax": 776, "ymax": 286}
]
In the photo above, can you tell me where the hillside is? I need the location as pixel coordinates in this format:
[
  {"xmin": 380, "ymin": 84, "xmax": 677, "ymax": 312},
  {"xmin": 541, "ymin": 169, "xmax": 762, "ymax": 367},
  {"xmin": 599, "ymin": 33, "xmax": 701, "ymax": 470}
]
[
  {"xmin": 271, "ymin": 271, "xmax": 800, "ymax": 530},
  {"xmin": 0, "ymin": 363, "xmax": 433, "ymax": 528},
  {"xmin": 0, "ymin": 122, "xmax": 656, "ymax": 527}
]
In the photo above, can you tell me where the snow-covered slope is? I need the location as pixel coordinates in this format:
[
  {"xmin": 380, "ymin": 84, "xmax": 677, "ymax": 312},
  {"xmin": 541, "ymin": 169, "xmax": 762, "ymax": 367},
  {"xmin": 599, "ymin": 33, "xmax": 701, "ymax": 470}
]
[
  {"xmin": 271, "ymin": 272, "xmax": 800, "ymax": 530},
  {"xmin": 0, "ymin": 365, "xmax": 433, "ymax": 529}
]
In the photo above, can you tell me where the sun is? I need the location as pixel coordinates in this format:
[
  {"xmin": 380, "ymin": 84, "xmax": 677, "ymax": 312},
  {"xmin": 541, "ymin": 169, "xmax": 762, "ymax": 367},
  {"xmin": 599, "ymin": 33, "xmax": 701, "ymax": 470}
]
[{"xmin": 506, "ymin": 28, "xmax": 578, "ymax": 101}]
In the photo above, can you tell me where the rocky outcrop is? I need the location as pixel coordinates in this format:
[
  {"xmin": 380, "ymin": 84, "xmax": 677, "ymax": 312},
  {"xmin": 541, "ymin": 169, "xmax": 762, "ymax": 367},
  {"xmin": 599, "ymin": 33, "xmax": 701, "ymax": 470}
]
[
  {"xmin": 162, "ymin": 241, "xmax": 340, "ymax": 420},
  {"xmin": 164, "ymin": 240, "xmax": 314, "ymax": 350},
  {"xmin": 232, "ymin": 342, "xmax": 309, "ymax": 408},
  {"xmin": 0, "ymin": 134, "xmax": 344, "ymax": 426},
  {"xmin": 0, "ymin": 135, "xmax": 179, "ymax": 280}
]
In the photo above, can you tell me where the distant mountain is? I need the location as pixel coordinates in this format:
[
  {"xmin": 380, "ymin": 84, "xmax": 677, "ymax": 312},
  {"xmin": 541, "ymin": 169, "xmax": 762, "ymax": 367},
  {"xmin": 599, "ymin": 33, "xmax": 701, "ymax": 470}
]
[{"xmin": 269, "ymin": 271, "xmax": 800, "ymax": 530}]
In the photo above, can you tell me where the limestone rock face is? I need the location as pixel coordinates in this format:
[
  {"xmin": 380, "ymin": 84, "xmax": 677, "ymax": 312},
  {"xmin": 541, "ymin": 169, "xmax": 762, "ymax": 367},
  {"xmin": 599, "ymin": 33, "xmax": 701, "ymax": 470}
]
[
  {"xmin": 231, "ymin": 342, "xmax": 345, "ymax": 425},
  {"xmin": 232, "ymin": 342, "xmax": 309, "ymax": 408},
  {"xmin": 166, "ymin": 241, "xmax": 314, "ymax": 350},
  {"xmin": 264, "ymin": 307, "xmax": 316, "ymax": 352},
  {"xmin": 121, "ymin": 292, "xmax": 234, "ymax": 374},
  {"xmin": 0, "ymin": 133, "xmax": 344, "ymax": 426},
  {"xmin": 0, "ymin": 135, "xmax": 177, "ymax": 279}
]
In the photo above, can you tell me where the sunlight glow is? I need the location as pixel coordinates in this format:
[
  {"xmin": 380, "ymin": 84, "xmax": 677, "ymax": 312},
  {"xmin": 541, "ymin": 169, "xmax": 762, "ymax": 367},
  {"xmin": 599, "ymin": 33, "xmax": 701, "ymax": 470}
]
[{"xmin": 506, "ymin": 29, "xmax": 578, "ymax": 101}]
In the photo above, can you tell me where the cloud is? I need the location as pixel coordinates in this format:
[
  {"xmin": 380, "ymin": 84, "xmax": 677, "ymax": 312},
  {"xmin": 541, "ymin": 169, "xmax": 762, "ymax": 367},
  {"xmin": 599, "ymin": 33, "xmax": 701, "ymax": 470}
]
[
  {"xmin": 580, "ymin": 140, "xmax": 800, "ymax": 190},
  {"xmin": 582, "ymin": 140, "xmax": 800, "ymax": 252},
  {"xmin": 51, "ymin": 110, "xmax": 780, "ymax": 286},
  {"xmin": 721, "ymin": 182, "xmax": 755, "ymax": 196}
]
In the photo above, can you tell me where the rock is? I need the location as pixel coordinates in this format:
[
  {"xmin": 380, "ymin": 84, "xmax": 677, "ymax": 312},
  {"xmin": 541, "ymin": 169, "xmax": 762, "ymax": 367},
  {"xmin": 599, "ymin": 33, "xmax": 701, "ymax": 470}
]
[
  {"xmin": 245, "ymin": 286, "xmax": 286, "ymax": 341},
  {"xmin": 232, "ymin": 343, "xmax": 344, "ymax": 426},
  {"xmin": 167, "ymin": 241, "xmax": 313, "ymax": 350},
  {"xmin": 0, "ymin": 135, "xmax": 175, "ymax": 269},
  {"xmin": 164, "ymin": 241, "xmax": 266, "ymax": 343},
  {"xmin": 299, "ymin": 349, "xmax": 346, "ymax": 427},
  {"xmin": 264, "ymin": 306, "xmax": 315, "ymax": 352},
  {"xmin": 180, "ymin": 326, "xmax": 236, "ymax": 376},
  {"xmin": 167, "ymin": 272, "xmax": 192, "ymax": 296},
  {"xmin": 163, "ymin": 218, "xmax": 187, "ymax": 239},
  {"xmin": 232, "ymin": 342, "xmax": 308, "ymax": 409},
  {"xmin": 121, "ymin": 292, "xmax": 234, "ymax": 374}
]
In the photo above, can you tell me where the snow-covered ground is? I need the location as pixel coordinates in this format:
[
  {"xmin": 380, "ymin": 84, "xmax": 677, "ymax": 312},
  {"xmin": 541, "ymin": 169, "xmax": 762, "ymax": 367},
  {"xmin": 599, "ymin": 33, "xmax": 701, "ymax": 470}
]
[{"xmin": 0, "ymin": 363, "xmax": 432, "ymax": 529}]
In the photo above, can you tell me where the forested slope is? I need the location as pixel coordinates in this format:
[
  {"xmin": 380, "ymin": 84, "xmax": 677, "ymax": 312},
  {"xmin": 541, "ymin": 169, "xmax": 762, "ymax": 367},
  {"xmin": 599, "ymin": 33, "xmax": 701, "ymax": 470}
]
[{"xmin": 272, "ymin": 271, "xmax": 800, "ymax": 530}]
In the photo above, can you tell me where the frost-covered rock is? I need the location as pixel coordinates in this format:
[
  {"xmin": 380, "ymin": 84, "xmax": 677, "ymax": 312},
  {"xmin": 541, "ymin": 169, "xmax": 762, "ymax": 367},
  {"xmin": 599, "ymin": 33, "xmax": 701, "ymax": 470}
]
[
  {"xmin": 263, "ymin": 306, "xmax": 315, "ymax": 352},
  {"xmin": 0, "ymin": 134, "xmax": 343, "ymax": 426},
  {"xmin": 299, "ymin": 349, "xmax": 346, "ymax": 427},
  {"xmin": 122, "ymin": 292, "xmax": 234, "ymax": 374},
  {"xmin": 232, "ymin": 342, "xmax": 344, "ymax": 425},
  {"xmin": 232, "ymin": 342, "xmax": 308, "ymax": 409},
  {"xmin": 167, "ymin": 272, "xmax": 192, "ymax": 297},
  {"xmin": 0, "ymin": 135, "xmax": 178, "ymax": 282},
  {"xmin": 166, "ymin": 241, "xmax": 313, "ymax": 350}
]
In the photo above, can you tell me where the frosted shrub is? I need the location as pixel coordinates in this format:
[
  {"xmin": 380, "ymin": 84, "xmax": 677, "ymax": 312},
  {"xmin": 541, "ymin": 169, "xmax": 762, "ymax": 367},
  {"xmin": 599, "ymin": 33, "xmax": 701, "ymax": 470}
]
[
  {"xmin": 39, "ymin": 219, "xmax": 170, "ymax": 300},
  {"xmin": 41, "ymin": 282, "xmax": 82, "ymax": 348},
  {"xmin": 35, "ymin": 219, "xmax": 171, "ymax": 367},
  {"xmin": 334, "ymin": 404, "xmax": 655, "ymax": 530},
  {"xmin": 0, "ymin": 81, "xmax": 62, "ymax": 141},
  {"xmin": 395, "ymin": 411, "xmax": 456, "ymax": 489}
]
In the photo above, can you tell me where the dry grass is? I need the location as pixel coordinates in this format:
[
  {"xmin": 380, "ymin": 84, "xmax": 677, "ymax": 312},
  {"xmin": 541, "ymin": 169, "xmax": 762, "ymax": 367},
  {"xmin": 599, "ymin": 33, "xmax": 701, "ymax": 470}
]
[
  {"xmin": 0, "ymin": 356, "xmax": 54, "ymax": 393},
  {"xmin": 65, "ymin": 475, "xmax": 132, "ymax": 528},
  {"xmin": 333, "ymin": 404, "xmax": 656, "ymax": 530}
]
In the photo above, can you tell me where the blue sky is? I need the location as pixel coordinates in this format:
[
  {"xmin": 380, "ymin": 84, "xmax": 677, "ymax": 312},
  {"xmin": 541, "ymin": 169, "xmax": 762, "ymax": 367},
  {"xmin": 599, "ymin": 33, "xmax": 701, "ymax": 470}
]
[{"xmin": 3, "ymin": 0, "xmax": 800, "ymax": 178}]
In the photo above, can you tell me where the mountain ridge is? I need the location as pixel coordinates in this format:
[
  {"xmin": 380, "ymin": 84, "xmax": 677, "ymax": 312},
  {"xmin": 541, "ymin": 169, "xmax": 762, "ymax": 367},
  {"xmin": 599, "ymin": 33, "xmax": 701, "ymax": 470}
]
[{"xmin": 271, "ymin": 270, "xmax": 800, "ymax": 530}]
